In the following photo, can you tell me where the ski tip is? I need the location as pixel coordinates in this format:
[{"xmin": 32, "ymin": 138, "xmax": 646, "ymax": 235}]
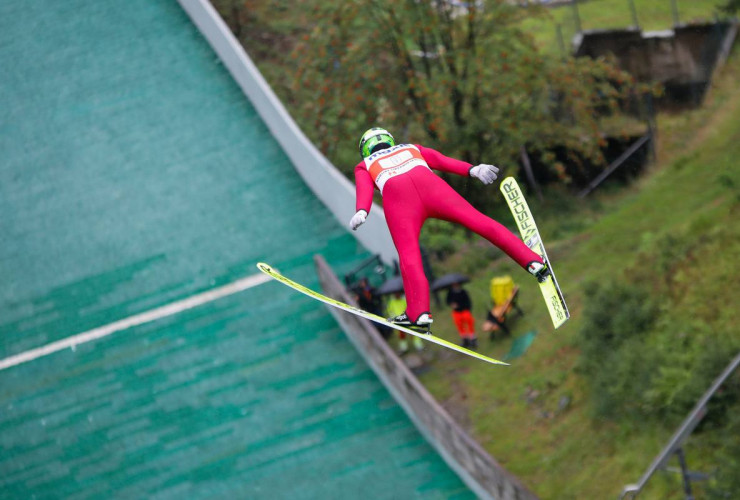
[
  {"xmin": 553, "ymin": 317, "xmax": 570, "ymax": 329},
  {"xmin": 499, "ymin": 176, "xmax": 518, "ymax": 189},
  {"xmin": 257, "ymin": 262, "xmax": 281, "ymax": 277},
  {"xmin": 479, "ymin": 357, "xmax": 509, "ymax": 366},
  {"xmin": 256, "ymin": 262, "xmax": 272, "ymax": 273}
]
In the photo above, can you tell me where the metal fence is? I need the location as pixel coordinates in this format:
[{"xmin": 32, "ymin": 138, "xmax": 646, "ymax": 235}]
[{"xmin": 619, "ymin": 352, "xmax": 740, "ymax": 499}]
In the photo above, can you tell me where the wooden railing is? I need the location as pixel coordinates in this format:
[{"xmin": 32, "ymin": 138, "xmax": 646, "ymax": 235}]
[{"xmin": 315, "ymin": 254, "xmax": 539, "ymax": 500}]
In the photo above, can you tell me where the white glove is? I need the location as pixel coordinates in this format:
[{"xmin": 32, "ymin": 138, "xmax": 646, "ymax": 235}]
[
  {"xmin": 349, "ymin": 210, "xmax": 367, "ymax": 231},
  {"xmin": 469, "ymin": 164, "xmax": 499, "ymax": 185}
]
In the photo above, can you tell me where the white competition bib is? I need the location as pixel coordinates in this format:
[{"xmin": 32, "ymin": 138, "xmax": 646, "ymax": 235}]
[{"xmin": 363, "ymin": 144, "xmax": 430, "ymax": 193}]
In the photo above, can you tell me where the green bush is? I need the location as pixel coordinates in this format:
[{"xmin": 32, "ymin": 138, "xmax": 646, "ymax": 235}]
[
  {"xmin": 709, "ymin": 401, "xmax": 740, "ymax": 498},
  {"xmin": 577, "ymin": 279, "xmax": 659, "ymax": 420},
  {"xmin": 579, "ymin": 275, "xmax": 740, "ymax": 425},
  {"xmin": 420, "ymin": 219, "xmax": 465, "ymax": 260}
]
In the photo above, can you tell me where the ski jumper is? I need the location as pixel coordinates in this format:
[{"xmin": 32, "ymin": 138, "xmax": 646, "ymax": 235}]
[{"xmin": 354, "ymin": 144, "xmax": 543, "ymax": 321}]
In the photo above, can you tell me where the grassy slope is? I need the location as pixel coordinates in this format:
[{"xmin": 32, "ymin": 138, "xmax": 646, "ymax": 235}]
[{"xmin": 419, "ymin": 48, "xmax": 740, "ymax": 498}]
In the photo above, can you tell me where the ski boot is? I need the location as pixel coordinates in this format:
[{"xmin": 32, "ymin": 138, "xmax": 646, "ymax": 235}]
[
  {"xmin": 527, "ymin": 260, "xmax": 551, "ymax": 283},
  {"xmin": 461, "ymin": 337, "xmax": 478, "ymax": 350},
  {"xmin": 387, "ymin": 312, "xmax": 433, "ymax": 334}
]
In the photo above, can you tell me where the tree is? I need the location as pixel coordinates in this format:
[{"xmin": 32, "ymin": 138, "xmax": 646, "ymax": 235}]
[{"xmin": 291, "ymin": 0, "xmax": 637, "ymax": 195}]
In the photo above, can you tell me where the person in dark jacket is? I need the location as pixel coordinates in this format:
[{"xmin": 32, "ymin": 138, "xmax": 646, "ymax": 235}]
[{"xmin": 446, "ymin": 282, "xmax": 477, "ymax": 349}]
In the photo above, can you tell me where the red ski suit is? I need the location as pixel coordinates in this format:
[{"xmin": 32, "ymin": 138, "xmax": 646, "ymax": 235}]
[{"xmin": 354, "ymin": 144, "xmax": 542, "ymax": 321}]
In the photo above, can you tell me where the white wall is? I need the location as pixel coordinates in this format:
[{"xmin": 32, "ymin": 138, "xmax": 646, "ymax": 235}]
[{"xmin": 177, "ymin": 0, "xmax": 398, "ymax": 265}]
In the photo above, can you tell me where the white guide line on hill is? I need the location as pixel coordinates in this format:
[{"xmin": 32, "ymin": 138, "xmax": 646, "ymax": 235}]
[{"xmin": 0, "ymin": 272, "xmax": 272, "ymax": 371}]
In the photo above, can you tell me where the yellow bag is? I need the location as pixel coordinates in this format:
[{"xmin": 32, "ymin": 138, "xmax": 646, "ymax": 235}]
[{"xmin": 490, "ymin": 276, "xmax": 514, "ymax": 306}]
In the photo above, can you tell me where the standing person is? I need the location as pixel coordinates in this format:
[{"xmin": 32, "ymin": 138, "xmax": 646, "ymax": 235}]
[
  {"xmin": 386, "ymin": 291, "xmax": 423, "ymax": 354},
  {"xmin": 350, "ymin": 127, "xmax": 550, "ymax": 331},
  {"xmin": 446, "ymin": 282, "xmax": 477, "ymax": 349},
  {"xmin": 352, "ymin": 277, "xmax": 390, "ymax": 339}
]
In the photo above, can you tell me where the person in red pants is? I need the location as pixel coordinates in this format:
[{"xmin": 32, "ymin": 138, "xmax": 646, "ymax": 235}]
[
  {"xmin": 446, "ymin": 282, "xmax": 477, "ymax": 349},
  {"xmin": 350, "ymin": 127, "xmax": 549, "ymax": 331}
]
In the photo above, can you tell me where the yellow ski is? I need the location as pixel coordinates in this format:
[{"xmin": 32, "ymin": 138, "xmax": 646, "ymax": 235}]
[
  {"xmin": 500, "ymin": 177, "xmax": 570, "ymax": 329},
  {"xmin": 257, "ymin": 263, "xmax": 508, "ymax": 366}
]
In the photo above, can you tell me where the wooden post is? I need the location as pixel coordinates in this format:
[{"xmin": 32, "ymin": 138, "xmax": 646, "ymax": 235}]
[
  {"xmin": 520, "ymin": 145, "xmax": 543, "ymax": 202},
  {"xmin": 571, "ymin": 0, "xmax": 582, "ymax": 34},
  {"xmin": 675, "ymin": 448, "xmax": 696, "ymax": 500},
  {"xmin": 671, "ymin": 0, "xmax": 680, "ymax": 27},
  {"xmin": 628, "ymin": 0, "xmax": 640, "ymax": 30},
  {"xmin": 577, "ymin": 134, "xmax": 651, "ymax": 198},
  {"xmin": 556, "ymin": 23, "xmax": 566, "ymax": 57}
]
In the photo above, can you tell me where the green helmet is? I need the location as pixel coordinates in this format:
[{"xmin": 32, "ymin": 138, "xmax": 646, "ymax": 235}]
[{"xmin": 358, "ymin": 127, "xmax": 395, "ymax": 158}]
